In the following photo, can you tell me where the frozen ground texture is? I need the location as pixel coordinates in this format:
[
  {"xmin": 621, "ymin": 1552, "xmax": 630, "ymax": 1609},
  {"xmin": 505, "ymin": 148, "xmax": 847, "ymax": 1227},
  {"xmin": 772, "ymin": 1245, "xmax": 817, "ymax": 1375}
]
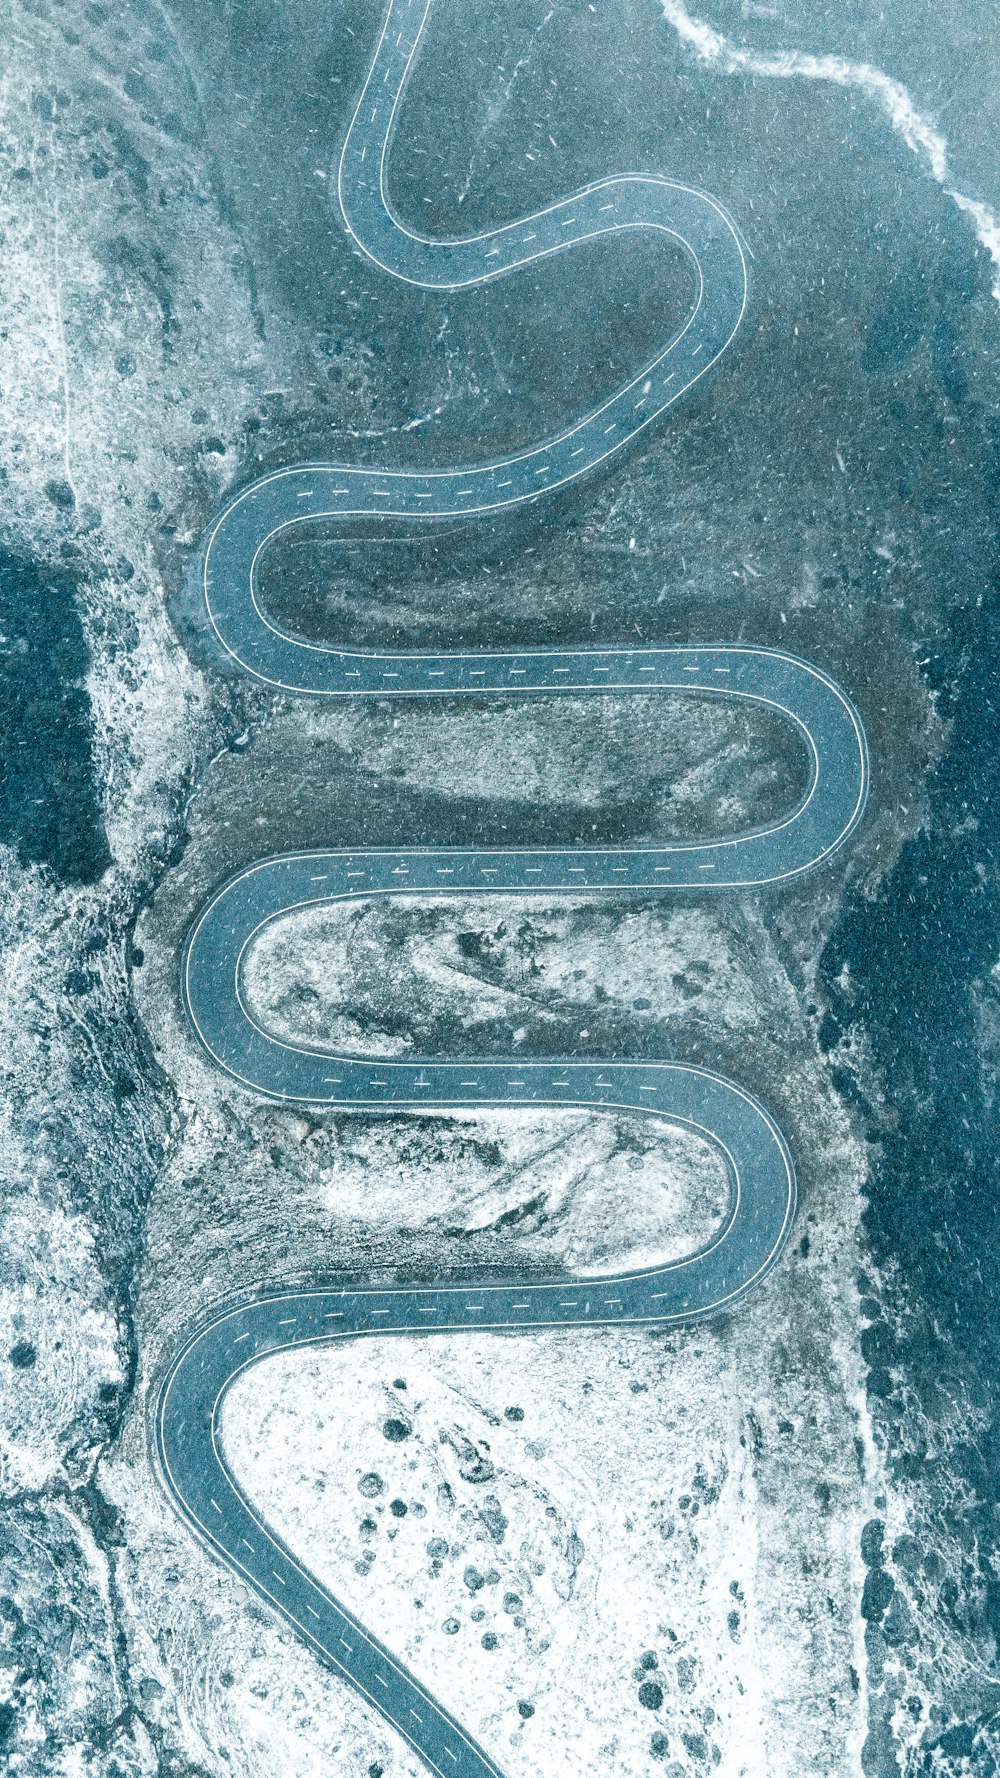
[{"xmin": 0, "ymin": 1, "xmax": 998, "ymax": 1775}]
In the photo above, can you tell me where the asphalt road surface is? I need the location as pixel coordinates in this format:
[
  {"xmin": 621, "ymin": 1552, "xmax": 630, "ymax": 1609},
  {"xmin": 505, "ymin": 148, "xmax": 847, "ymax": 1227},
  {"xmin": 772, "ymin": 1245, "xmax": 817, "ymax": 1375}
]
[
  {"xmin": 203, "ymin": 0, "xmax": 748, "ymax": 695},
  {"xmin": 156, "ymin": 4, "xmax": 869, "ymax": 1775}
]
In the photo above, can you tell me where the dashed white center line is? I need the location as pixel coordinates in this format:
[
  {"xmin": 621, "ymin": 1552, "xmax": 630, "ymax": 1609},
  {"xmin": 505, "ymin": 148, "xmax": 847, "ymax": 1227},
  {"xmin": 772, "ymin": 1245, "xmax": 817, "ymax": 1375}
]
[{"xmin": 176, "ymin": 70, "xmax": 826, "ymax": 1766}]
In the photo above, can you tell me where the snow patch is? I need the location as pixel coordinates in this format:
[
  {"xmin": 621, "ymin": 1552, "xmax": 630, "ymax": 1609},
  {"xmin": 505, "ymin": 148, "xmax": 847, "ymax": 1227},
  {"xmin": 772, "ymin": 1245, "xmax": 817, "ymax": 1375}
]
[{"xmin": 659, "ymin": 0, "xmax": 1000, "ymax": 299}]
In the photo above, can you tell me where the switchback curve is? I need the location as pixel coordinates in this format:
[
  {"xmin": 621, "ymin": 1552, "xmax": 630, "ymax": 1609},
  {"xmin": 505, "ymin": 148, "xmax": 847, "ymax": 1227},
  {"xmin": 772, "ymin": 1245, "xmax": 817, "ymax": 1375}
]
[{"xmin": 155, "ymin": 6, "xmax": 867, "ymax": 1776}]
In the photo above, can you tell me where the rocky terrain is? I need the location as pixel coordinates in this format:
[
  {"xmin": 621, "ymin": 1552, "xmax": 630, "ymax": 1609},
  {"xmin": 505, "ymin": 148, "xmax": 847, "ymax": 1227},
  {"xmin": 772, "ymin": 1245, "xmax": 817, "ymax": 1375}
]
[{"xmin": 1, "ymin": 1, "xmax": 999, "ymax": 1774}]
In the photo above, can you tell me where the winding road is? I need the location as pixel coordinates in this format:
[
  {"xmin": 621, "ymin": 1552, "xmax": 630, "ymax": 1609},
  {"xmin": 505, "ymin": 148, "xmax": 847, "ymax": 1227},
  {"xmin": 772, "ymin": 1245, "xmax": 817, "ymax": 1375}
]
[
  {"xmin": 155, "ymin": 4, "xmax": 869, "ymax": 1776},
  {"xmin": 202, "ymin": 0, "xmax": 748, "ymax": 695}
]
